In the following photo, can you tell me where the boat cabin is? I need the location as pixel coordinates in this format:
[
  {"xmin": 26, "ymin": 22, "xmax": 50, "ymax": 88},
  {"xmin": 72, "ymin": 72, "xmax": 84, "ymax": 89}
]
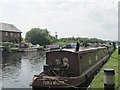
[{"xmin": 44, "ymin": 47, "xmax": 108, "ymax": 77}]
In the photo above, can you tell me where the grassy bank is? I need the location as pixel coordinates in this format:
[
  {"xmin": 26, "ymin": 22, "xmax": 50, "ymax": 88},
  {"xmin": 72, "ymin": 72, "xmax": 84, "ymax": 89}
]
[{"xmin": 90, "ymin": 49, "xmax": 119, "ymax": 89}]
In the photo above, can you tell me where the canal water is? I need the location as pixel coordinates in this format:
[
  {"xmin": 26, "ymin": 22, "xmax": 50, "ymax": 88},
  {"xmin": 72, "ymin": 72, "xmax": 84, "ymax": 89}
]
[{"xmin": 1, "ymin": 51, "xmax": 46, "ymax": 88}]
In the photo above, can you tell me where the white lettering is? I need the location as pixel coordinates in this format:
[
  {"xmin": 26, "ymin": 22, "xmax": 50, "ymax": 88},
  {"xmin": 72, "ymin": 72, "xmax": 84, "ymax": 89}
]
[{"xmin": 43, "ymin": 80, "xmax": 65, "ymax": 85}]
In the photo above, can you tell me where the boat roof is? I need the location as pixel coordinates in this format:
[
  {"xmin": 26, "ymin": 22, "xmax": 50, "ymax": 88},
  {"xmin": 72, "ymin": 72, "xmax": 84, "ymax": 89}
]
[{"xmin": 47, "ymin": 46, "xmax": 107, "ymax": 54}]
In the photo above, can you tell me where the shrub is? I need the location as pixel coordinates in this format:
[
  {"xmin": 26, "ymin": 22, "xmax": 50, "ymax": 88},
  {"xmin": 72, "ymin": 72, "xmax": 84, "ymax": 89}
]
[
  {"xmin": 10, "ymin": 48, "xmax": 19, "ymax": 52},
  {"xmin": 1, "ymin": 42, "xmax": 14, "ymax": 47}
]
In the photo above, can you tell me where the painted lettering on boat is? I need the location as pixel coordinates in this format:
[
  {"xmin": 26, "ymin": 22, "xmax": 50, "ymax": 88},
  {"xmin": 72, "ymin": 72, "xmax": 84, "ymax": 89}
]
[{"xmin": 43, "ymin": 80, "xmax": 65, "ymax": 85}]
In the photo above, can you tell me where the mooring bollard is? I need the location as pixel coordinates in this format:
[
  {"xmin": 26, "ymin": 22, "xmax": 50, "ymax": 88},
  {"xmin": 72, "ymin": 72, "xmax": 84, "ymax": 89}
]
[{"xmin": 104, "ymin": 69, "xmax": 115, "ymax": 90}]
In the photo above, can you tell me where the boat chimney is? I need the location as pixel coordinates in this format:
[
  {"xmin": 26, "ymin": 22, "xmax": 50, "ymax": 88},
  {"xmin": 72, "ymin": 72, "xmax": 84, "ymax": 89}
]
[
  {"xmin": 112, "ymin": 42, "xmax": 116, "ymax": 50},
  {"xmin": 75, "ymin": 41, "xmax": 80, "ymax": 52}
]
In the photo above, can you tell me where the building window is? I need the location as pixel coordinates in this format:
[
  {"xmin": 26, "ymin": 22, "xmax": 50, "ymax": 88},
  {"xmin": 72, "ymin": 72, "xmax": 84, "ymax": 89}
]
[
  {"xmin": 10, "ymin": 33, "xmax": 13, "ymax": 36},
  {"xmin": 5, "ymin": 32, "xmax": 8, "ymax": 36}
]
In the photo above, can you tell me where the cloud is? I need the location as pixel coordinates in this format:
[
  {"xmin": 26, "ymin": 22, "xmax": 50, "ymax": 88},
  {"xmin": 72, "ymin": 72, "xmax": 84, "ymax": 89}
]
[{"xmin": 0, "ymin": 0, "xmax": 118, "ymax": 41}]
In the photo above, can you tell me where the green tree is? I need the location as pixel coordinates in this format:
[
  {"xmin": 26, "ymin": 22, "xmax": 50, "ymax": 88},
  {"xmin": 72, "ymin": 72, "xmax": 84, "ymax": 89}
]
[
  {"xmin": 25, "ymin": 28, "xmax": 54, "ymax": 45},
  {"xmin": 58, "ymin": 37, "xmax": 105, "ymax": 45}
]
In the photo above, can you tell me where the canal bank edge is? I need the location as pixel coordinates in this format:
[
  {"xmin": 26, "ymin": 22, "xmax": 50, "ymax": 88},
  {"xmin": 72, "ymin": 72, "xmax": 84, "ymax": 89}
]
[{"xmin": 89, "ymin": 49, "xmax": 119, "ymax": 89}]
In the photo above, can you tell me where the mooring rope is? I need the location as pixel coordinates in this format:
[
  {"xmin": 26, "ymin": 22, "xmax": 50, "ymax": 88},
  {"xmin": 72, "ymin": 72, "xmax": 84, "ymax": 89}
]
[
  {"xmin": 50, "ymin": 67, "xmax": 59, "ymax": 76},
  {"xmin": 50, "ymin": 68, "xmax": 79, "ymax": 89}
]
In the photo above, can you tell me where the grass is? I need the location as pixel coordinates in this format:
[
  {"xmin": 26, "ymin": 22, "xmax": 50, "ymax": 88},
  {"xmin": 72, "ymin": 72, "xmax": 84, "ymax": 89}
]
[
  {"xmin": 53, "ymin": 41, "xmax": 68, "ymax": 47},
  {"xmin": 90, "ymin": 49, "xmax": 119, "ymax": 89}
]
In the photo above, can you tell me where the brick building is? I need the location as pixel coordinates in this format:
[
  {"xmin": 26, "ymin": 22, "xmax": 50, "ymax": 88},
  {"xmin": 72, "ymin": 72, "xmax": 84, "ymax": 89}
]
[{"xmin": 0, "ymin": 22, "xmax": 22, "ymax": 43}]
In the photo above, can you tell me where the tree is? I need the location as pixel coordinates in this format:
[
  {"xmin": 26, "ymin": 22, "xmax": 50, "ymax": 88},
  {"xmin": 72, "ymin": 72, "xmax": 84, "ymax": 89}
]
[{"xmin": 25, "ymin": 28, "xmax": 54, "ymax": 45}]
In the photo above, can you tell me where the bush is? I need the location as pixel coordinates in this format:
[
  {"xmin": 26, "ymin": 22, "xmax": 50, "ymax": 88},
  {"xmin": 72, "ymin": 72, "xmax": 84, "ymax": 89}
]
[
  {"xmin": 1, "ymin": 42, "xmax": 14, "ymax": 47},
  {"xmin": 38, "ymin": 46, "xmax": 43, "ymax": 48},
  {"xmin": 53, "ymin": 41, "xmax": 67, "ymax": 47},
  {"xmin": 10, "ymin": 48, "xmax": 19, "ymax": 52}
]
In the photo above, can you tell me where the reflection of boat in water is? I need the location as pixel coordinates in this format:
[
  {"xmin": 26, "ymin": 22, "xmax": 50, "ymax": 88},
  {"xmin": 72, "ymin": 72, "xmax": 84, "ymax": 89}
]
[
  {"xmin": 30, "ymin": 43, "xmax": 115, "ymax": 89},
  {"xmin": 2, "ymin": 52, "xmax": 22, "ymax": 68},
  {"xmin": 0, "ymin": 45, "xmax": 10, "ymax": 52}
]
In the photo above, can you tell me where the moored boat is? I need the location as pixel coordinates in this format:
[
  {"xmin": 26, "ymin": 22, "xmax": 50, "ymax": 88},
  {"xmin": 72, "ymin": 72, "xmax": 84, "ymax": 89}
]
[{"xmin": 30, "ymin": 43, "xmax": 115, "ymax": 89}]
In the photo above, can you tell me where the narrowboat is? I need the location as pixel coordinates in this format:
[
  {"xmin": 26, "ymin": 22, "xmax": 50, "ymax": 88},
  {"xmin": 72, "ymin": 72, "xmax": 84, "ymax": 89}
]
[{"xmin": 30, "ymin": 43, "xmax": 115, "ymax": 89}]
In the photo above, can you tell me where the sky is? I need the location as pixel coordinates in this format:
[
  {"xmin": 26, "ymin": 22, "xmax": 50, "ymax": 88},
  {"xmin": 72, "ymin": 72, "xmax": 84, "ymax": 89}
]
[{"xmin": 0, "ymin": 0, "xmax": 119, "ymax": 41}]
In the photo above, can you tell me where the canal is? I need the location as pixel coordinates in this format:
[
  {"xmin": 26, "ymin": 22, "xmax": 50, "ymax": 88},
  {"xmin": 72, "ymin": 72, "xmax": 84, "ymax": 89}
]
[{"xmin": 1, "ymin": 51, "xmax": 46, "ymax": 88}]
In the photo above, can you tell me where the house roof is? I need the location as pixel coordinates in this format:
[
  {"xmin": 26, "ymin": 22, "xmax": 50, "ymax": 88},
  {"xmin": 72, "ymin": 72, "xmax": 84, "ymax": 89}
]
[{"xmin": 0, "ymin": 22, "xmax": 22, "ymax": 33}]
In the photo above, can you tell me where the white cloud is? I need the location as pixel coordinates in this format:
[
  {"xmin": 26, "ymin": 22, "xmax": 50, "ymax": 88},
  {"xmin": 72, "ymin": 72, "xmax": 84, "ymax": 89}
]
[{"xmin": 0, "ymin": 0, "xmax": 118, "ymax": 41}]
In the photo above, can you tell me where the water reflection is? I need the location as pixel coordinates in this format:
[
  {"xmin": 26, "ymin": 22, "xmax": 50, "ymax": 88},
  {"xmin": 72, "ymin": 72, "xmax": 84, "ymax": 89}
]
[
  {"xmin": 2, "ymin": 52, "xmax": 22, "ymax": 68},
  {"xmin": 2, "ymin": 51, "xmax": 46, "ymax": 88}
]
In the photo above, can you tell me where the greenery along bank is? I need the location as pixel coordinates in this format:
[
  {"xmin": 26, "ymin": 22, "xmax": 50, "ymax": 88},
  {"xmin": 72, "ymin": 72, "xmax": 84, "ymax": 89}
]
[
  {"xmin": 25, "ymin": 28, "xmax": 108, "ymax": 46},
  {"xmin": 90, "ymin": 49, "xmax": 118, "ymax": 89}
]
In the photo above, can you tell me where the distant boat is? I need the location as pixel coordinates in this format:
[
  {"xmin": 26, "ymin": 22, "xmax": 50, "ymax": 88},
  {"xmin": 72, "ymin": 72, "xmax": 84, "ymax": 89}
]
[
  {"xmin": 44, "ymin": 45, "xmax": 61, "ymax": 51},
  {"xmin": 65, "ymin": 44, "xmax": 76, "ymax": 49}
]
